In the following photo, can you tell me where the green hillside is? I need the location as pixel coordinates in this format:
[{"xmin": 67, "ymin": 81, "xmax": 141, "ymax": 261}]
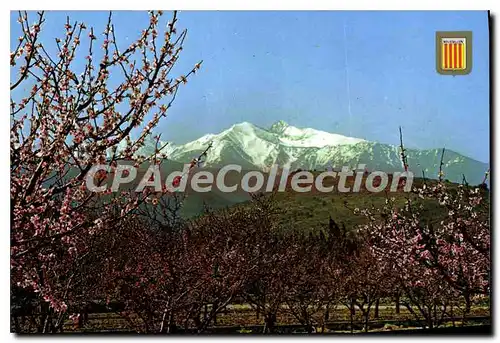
[{"xmin": 213, "ymin": 174, "xmax": 481, "ymax": 235}]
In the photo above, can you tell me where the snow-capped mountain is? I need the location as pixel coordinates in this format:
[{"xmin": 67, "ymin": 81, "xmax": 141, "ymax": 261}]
[
  {"xmin": 124, "ymin": 121, "xmax": 488, "ymax": 185},
  {"xmin": 167, "ymin": 121, "xmax": 368, "ymax": 170}
]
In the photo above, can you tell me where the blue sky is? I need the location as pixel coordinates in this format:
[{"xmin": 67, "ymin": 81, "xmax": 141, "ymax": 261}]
[{"xmin": 11, "ymin": 11, "xmax": 490, "ymax": 162}]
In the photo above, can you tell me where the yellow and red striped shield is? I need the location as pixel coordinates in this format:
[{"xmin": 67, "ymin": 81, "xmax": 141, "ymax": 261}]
[
  {"xmin": 441, "ymin": 38, "xmax": 466, "ymax": 70},
  {"xmin": 436, "ymin": 31, "xmax": 472, "ymax": 75}
]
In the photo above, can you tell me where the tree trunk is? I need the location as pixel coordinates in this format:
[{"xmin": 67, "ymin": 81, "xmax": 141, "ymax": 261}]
[
  {"xmin": 374, "ymin": 299, "xmax": 379, "ymax": 319},
  {"xmin": 364, "ymin": 311, "xmax": 369, "ymax": 333},
  {"xmin": 465, "ymin": 293, "xmax": 471, "ymax": 315},
  {"xmin": 166, "ymin": 311, "xmax": 176, "ymax": 333},
  {"xmin": 213, "ymin": 302, "xmax": 219, "ymax": 326},
  {"xmin": 264, "ymin": 313, "xmax": 276, "ymax": 333},
  {"xmin": 451, "ymin": 303, "xmax": 455, "ymax": 327},
  {"xmin": 433, "ymin": 301, "xmax": 437, "ymax": 328},
  {"xmin": 322, "ymin": 304, "xmax": 330, "ymax": 333},
  {"xmin": 160, "ymin": 309, "xmax": 168, "ymax": 333},
  {"xmin": 350, "ymin": 299, "xmax": 354, "ymax": 333},
  {"xmin": 395, "ymin": 294, "xmax": 400, "ymax": 314},
  {"xmin": 463, "ymin": 293, "xmax": 471, "ymax": 327},
  {"xmin": 40, "ymin": 302, "xmax": 52, "ymax": 333}
]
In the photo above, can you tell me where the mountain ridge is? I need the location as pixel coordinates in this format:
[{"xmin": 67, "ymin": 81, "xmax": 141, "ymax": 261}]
[{"xmin": 121, "ymin": 121, "xmax": 489, "ymax": 185}]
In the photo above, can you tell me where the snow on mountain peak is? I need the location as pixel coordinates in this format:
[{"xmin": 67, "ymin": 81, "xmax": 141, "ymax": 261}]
[
  {"xmin": 174, "ymin": 121, "xmax": 366, "ymax": 156},
  {"xmin": 281, "ymin": 127, "xmax": 365, "ymax": 150},
  {"xmin": 228, "ymin": 121, "xmax": 257, "ymax": 134},
  {"xmin": 267, "ymin": 120, "xmax": 365, "ymax": 148}
]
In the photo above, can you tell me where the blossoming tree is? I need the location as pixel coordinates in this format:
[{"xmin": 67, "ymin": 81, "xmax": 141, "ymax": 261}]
[{"xmin": 10, "ymin": 10, "xmax": 201, "ymax": 332}]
